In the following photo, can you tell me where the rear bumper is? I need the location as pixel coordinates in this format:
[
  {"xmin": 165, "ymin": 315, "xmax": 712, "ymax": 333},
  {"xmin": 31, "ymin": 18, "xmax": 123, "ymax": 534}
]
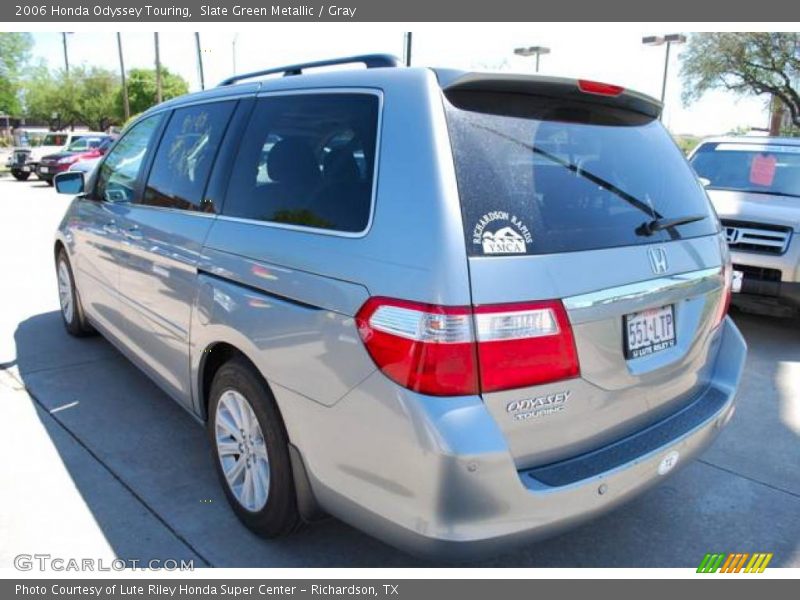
[{"xmin": 293, "ymin": 317, "xmax": 746, "ymax": 560}]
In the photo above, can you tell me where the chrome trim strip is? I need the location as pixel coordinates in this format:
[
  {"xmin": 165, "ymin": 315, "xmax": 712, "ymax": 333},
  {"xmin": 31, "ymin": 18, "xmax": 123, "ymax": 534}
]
[{"xmin": 563, "ymin": 267, "xmax": 721, "ymax": 311}]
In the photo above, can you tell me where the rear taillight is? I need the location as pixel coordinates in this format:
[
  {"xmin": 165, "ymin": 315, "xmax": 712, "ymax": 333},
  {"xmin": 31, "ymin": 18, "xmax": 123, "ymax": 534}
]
[
  {"xmin": 356, "ymin": 297, "xmax": 579, "ymax": 397},
  {"xmin": 577, "ymin": 79, "xmax": 625, "ymax": 97},
  {"xmin": 355, "ymin": 298, "xmax": 479, "ymax": 396},
  {"xmin": 474, "ymin": 301, "xmax": 580, "ymax": 392},
  {"xmin": 714, "ymin": 262, "xmax": 733, "ymax": 328}
]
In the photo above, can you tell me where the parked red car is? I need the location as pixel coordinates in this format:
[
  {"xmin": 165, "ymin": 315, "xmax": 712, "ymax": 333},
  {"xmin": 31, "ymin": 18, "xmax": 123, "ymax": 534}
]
[{"xmin": 36, "ymin": 135, "xmax": 115, "ymax": 185}]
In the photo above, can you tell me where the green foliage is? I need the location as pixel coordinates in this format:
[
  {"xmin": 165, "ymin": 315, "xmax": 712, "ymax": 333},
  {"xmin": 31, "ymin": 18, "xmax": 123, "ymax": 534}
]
[
  {"xmin": 23, "ymin": 64, "xmax": 121, "ymax": 131},
  {"xmin": 673, "ymin": 134, "xmax": 701, "ymax": 156},
  {"xmin": 680, "ymin": 33, "xmax": 800, "ymax": 128},
  {"xmin": 0, "ymin": 33, "xmax": 33, "ymax": 115},
  {"xmin": 123, "ymin": 67, "xmax": 189, "ymax": 115}
]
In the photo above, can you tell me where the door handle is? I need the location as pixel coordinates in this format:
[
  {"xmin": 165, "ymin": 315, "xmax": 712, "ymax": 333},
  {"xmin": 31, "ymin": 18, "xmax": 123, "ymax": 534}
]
[
  {"xmin": 102, "ymin": 221, "xmax": 118, "ymax": 234},
  {"xmin": 122, "ymin": 226, "xmax": 143, "ymax": 241}
]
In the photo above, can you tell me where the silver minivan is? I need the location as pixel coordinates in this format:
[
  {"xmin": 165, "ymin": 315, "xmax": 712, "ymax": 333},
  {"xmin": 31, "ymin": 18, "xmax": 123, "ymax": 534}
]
[{"xmin": 53, "ymin": 55, "xmax": 746, "ymax": 559}]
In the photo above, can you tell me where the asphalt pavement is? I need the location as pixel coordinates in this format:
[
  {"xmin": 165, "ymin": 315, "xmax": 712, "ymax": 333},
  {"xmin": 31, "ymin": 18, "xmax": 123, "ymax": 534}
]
[{"xmin": 1, "ymin": 176, "xmax": 798, "ymax": 568}]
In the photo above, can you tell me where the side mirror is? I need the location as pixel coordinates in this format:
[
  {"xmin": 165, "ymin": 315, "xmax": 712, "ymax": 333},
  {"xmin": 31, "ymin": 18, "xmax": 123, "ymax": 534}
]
[{"xmin": 54, "ymin": 171, "xmax": 85, "ymax": 195}]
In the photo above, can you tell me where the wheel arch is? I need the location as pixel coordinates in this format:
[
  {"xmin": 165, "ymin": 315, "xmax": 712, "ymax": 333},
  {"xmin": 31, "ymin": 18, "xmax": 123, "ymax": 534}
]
[
  {"xmin": 197, "ymin": 339, "xmax": 325, "ymax": 522},
  {"xmin": 198, "ymin": 341, "xmax": 256, "ymax": 422},
  {"xmin": 54, "ymin": 239, "xmax": 66, "ymax": 262}
]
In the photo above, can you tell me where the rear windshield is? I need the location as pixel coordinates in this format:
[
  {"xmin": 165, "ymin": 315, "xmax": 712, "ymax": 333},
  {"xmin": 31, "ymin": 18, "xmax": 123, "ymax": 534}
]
[
  {"xmin": 445, "ymin": 91, "xmax": 718, "ymax": 256},
  {"xmin": 42, "ymin": 134, "xmax": 68, "ymax": 146},
  {"xmin": 690, "ymin": 141, "xmax": 800, "ymax": 199}
]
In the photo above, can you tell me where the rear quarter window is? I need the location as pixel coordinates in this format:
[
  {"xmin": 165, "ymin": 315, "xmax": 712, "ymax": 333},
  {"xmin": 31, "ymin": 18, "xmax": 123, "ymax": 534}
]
[
  {"xmin": 446, "ymin": 91, "xmax": 719, "ymax": 256},
  {"xmin": 221, "ymin": 93, "xmax": 379, "ymax": 234}
]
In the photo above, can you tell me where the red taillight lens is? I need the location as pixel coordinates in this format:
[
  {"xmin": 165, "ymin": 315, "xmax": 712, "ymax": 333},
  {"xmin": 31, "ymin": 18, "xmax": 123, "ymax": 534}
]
[
  {"xmin": 714, "ymin": 262, "xmax": 733, "ymax": 328},
  {"xmin": 474, "ymin": 300, "xmax": 579, "ymax": 392},
  {"xmin": 577, "ymin": 79, "xmax": 625, "ymax": 96},
  {"xmin": 355, "ymin": 297, "xmax": 479, "ymax": 396},
  {"xmin": 355, "ymin": 297, "xmax": 579, "ymax": 396}
]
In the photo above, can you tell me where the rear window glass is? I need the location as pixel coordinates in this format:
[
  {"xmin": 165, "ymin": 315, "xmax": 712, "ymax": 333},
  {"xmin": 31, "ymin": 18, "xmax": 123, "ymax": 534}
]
[
  {"xmin": 43, "ymin": 134, "xmax": 68, "ymax": 146},
  {"xmin": 445, "ymin": 91, "xmax": 718, "ymax": 256},
  {"xmin": 222, "ymin": 93, "xmax": 379, "ymax": 233},
  {"xmin": 690, "ymin": 142, "xmax": 800, "ymax": 199}
]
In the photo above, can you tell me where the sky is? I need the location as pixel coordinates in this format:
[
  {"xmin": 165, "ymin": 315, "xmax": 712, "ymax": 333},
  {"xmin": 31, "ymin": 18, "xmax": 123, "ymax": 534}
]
[{"xmin": 27, "ymin": 26, "xmax": 772, "ymax": 136}]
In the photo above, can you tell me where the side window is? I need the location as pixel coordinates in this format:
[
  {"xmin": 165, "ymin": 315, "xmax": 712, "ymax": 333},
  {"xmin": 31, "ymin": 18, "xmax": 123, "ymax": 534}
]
[
  {"xmin": 95, "ymin": 115, "xmax": 162, "ymax": 203},
  {"xmin": 222, "ymin": 93, "xmax": 379, "ymax": 233},
  {"xmin": 143, "ymin": 101, "xmax": 235, "ymax": 212}
]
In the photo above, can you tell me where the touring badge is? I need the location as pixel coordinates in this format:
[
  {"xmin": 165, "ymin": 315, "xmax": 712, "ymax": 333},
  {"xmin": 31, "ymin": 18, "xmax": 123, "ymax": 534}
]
[{"xmin": 473, "ymin": 211, "xmax": 533, "ymax": 255}]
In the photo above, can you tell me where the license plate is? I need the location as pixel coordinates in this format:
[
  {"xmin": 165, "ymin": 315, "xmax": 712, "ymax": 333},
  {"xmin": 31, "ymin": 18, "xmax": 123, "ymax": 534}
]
[
  {"xmin": 39, "ymin": 167, "xmax": 49, "ymax": 173},
  {"xmin": 624, "ymin": 305, "xmax": 676, "ymax": 359}
]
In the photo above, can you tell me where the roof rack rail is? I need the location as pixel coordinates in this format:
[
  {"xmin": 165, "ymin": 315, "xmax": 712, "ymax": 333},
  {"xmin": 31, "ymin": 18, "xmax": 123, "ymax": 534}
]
[{"xmin": 218, "ymin": 54, "xmax": 403, "ymax": 87}]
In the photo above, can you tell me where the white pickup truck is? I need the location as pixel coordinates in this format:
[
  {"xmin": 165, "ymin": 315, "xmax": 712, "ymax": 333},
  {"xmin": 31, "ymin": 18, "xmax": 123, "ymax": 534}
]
[{"xmin": 6, "ymin": 130, "xmax": 105, "ymax": 181}]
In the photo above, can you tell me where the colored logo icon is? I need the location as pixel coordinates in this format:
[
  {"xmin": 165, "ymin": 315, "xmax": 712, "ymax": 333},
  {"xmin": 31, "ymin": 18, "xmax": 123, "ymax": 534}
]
[{"xmin": 697, "ymin": 552, "xmax": 773, "ymax": 573}]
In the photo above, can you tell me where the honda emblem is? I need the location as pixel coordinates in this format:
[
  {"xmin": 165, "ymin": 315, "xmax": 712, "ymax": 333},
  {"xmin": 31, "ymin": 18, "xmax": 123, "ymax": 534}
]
[
  {"xmin": 725, "ymin": 227, "xmax": 742, "ymax": 244},
  {"xmin": 648, "ymin": 247, "xmax": 669, "ymax": 275}
]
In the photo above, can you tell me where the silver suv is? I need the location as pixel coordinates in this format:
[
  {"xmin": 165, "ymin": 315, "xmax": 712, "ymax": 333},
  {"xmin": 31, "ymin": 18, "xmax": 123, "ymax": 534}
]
[
  {"xmin": 689, "ymin": 137, "xmax": 800, "ymax": 318},
  {"xmin": 52, "ymin": 55, "xmax": 746, "ymax": 559}
]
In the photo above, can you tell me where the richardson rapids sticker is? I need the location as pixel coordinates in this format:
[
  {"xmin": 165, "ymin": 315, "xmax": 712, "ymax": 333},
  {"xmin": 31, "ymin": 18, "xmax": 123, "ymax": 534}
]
[{"xmin": 473, "ymin": 211, "xmax": 533, "ymax": 255}]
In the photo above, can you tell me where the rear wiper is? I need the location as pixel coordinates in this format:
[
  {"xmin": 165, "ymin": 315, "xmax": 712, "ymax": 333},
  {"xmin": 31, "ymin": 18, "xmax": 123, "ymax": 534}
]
[
  {"xmin": 471, "ymin": 123, "xmax": 661, "ymax": 222},
  {"xmin": 637, "ymin": 214, "xmax": 707, "ymax": 236}
]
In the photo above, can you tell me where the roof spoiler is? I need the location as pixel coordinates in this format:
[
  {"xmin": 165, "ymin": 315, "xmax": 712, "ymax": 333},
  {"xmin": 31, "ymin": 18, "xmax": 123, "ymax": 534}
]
[
  {"xmin": 435, "ymin": 70, "xmax": 662, "ymax": 120},
  {"xmin": 218, "ymin": 54, "xmax": 402, "ymax": 87}
]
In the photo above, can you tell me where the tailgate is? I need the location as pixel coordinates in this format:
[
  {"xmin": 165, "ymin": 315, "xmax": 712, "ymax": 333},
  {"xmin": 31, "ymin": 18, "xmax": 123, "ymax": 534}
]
[
  {"xmin": 443, "ymin": 79, "xmax": 728, "ymax": 468},
  {"xmin": 469, "ymin": 239, "xmax": 726, "ymax": 468}
]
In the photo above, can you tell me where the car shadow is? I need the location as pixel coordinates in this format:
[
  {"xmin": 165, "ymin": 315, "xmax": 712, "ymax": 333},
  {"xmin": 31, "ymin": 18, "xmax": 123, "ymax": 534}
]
[{"xmin": 9, "ymin": 308, "xmax": 800, "ymax": 567}]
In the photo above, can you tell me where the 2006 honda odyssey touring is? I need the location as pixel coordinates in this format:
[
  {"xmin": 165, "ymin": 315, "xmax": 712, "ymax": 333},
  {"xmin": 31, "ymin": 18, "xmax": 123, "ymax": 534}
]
[{"xmin": 53, "ymin": 55, "xmax": 746, "ymax": 559}]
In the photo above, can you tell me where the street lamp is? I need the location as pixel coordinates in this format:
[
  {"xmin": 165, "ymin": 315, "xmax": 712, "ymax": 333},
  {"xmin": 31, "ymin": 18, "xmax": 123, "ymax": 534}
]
[
  {"xmin": 514, "ymin": 45, "xmax": 550, "ymax": 73},
  {"xmin": 642, "ymin": 33, "xmax": 686, "ymax": 119}
]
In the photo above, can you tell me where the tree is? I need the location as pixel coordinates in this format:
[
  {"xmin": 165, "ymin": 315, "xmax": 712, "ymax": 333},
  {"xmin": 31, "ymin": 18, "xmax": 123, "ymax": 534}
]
[
  {"xmin": 23, "ymin": 63, "xmax": 63, "ymax": 126},
  {"xmin": 0, "ymin": 33, "xmax": 33, "ymax": 115},
  {"xmin": 681, "ymin": 33, "xmax": 800, "ymax": 129},
  {"xmin": 123, "ymin": 67, "xmax": 188, "ymax": 115},
  {"xmin": 71, "ymin": 66, "xmax": 121, "ymax": 131},
  {"xmin": 23, "ymin": 65, "xmax": 122, "ymax": 131}
]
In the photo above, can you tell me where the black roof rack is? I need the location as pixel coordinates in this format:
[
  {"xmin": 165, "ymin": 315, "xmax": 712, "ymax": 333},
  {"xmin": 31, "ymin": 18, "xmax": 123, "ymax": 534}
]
[{"xmin": 218, "ymin": 54, "xmax": 402, "ymax": 87}]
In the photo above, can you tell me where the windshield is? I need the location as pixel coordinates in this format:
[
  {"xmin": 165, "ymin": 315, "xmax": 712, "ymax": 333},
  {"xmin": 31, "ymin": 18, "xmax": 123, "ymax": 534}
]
[
  {"xmin": 445, "ymin": 91, "xmax": 718, "ymax": 256},
  {"xmin": 690, "ymin": 141, "xmax": 800, "ymax": 199},
  {"xmin": 42, "ymin": 133, "xmax": 68, "ymax": 147}
]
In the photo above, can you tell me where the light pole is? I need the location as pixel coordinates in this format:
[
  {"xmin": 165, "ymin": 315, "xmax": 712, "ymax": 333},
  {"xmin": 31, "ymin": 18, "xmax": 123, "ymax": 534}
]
[
  {"xmin": 403, "ymin": 32, "xmax": 413, "ymax": 67},
  {"xmin": 232, "ymin": 34, "xmax": 239, "ymax": 75},
  {"xmin": 514, "ymin": 45, "xmax": 550, "ymax": 73},
  {"xmin": 642, "ymin": 33, "xmax": 686, "ymax": 119},
  {"xmin": 154, "ymin": 33, "xmax": 162, "ymax": 104},
  {"xmin": 61, "ymin": 32, "xmax": 73, "ymax": 75},
  {"xmin": 117, "ymin": 33, "xmax": 130, "ymax": 121},
  {"xmin": 195, "ymin": 32, "xmax": 206, "ymax": 91}
]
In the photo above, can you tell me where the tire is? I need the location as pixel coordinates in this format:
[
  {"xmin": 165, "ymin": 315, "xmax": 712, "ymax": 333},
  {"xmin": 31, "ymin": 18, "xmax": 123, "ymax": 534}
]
[
  {"xmin": 208, "ymin": 357, "xmax": 301, "ymax": 537},
  {"xmin": 11, "ymin": 170, "xmax": 30, "ymax": 181},
  {"xmin": 46, "ymin": 179, "xmax": 54, "ymax": 186},
  {"xmin": 56, "ymin": 249, "xmax": 94, "ymax": 336}
]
